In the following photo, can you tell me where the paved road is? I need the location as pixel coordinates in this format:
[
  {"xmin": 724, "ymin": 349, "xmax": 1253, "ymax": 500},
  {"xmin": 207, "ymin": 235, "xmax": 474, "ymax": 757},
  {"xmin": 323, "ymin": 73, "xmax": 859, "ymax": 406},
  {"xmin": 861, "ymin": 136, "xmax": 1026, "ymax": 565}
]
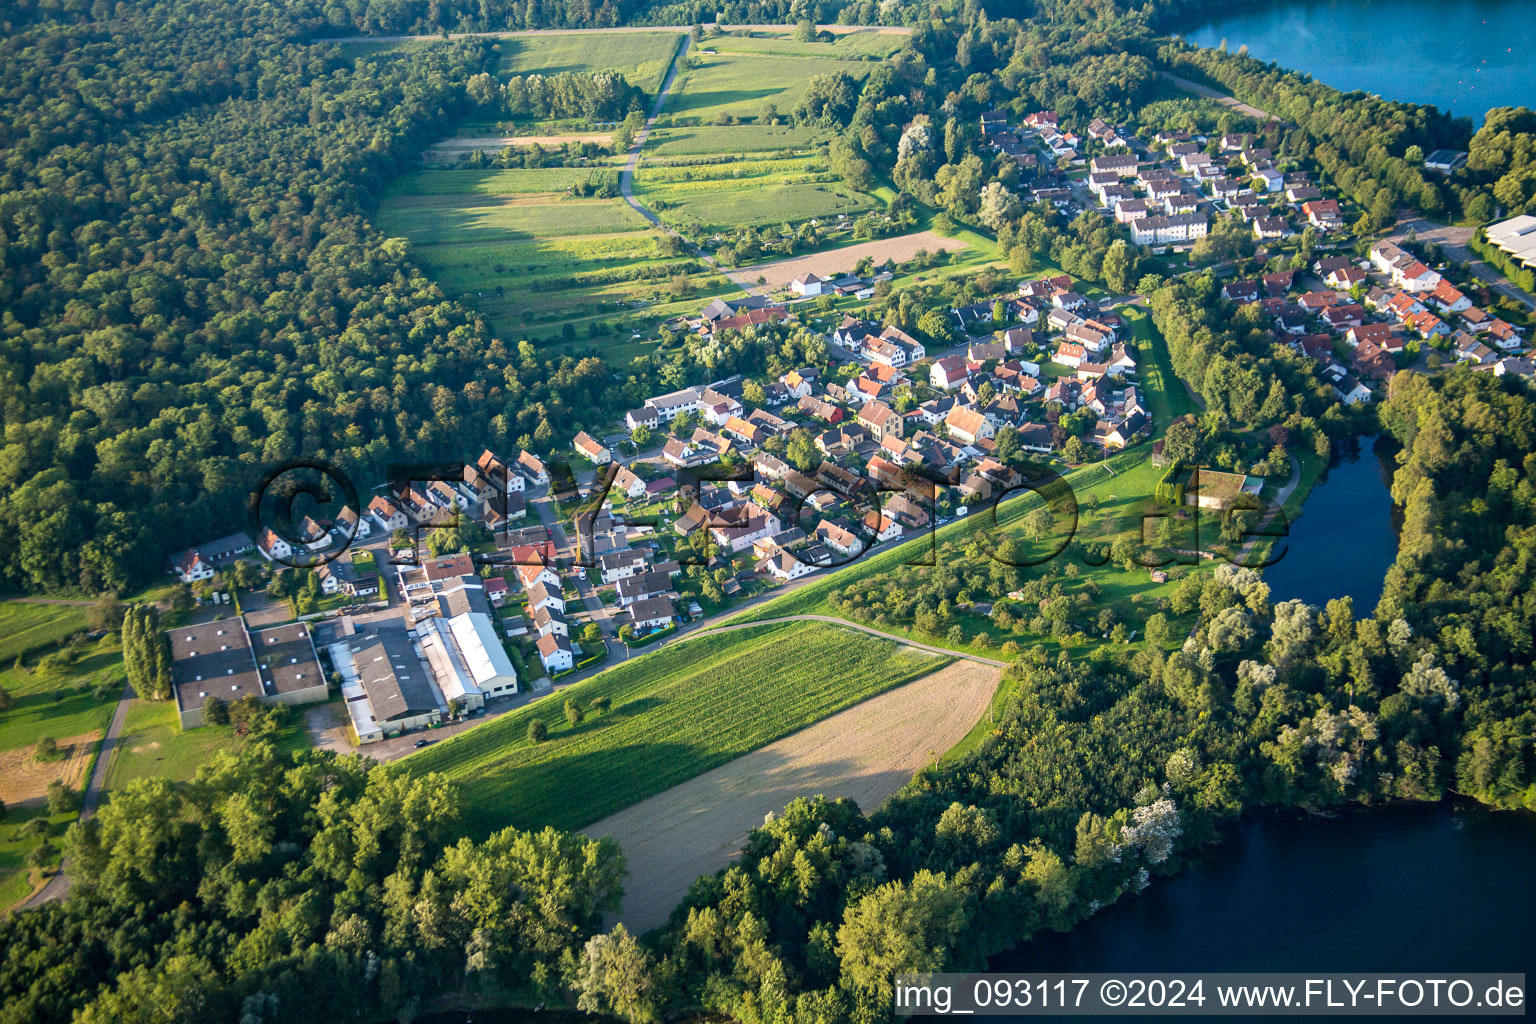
[
  {"xmin": 528, "ymin": 485, "xmax": 622, "ymax": 660},
  {"xmin": 23, "ymin": 680, "xmax": 137, "ymax": 908},
  {"xmin": 668, "ymin": 614, "xmax": 1011, "ymax": 668},
  {"xmin": 1391, "ymin": 218, "xmax": 1536, "ymax": 312},
  {"xmin": 1158, "ymin": 71, "xmax": 1287, "ymax": 127}
]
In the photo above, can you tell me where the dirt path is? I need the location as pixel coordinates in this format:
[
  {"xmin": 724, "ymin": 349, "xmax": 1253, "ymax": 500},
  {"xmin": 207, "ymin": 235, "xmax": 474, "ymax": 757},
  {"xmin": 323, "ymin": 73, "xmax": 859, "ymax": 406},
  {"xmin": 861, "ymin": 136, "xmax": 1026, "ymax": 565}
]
[
  {"xmin": 583, "ymin": 659, "xmax": 1002, "ymax": 934},
  {"xmin": 615, "ymin": 36, "xmax": 764, "ymax": 298},
  {"xmin": 1159, "ymin": 71, "xmax": 1287, "ymax": 127}
]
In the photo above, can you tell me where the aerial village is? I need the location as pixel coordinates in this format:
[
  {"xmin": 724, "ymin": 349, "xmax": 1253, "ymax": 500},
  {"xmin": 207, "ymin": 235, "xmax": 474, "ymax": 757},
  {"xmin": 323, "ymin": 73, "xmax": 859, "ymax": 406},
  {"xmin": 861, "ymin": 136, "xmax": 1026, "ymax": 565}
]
[{"xmin": 154, "ymin": 109, "xmax": 1532, "ymax": 747}]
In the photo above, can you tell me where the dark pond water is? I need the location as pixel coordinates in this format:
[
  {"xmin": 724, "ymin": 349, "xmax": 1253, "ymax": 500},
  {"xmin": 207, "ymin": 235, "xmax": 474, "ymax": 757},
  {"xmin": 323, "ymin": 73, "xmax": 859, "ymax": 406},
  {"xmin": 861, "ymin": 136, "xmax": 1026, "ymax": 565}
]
[
  {"xmin": 1178, "ymin": 0, "xmax": 1536, "ymax": 123},
  {"xmin": 1261, "ymin": 436, "xmax": 1397, "ymax": 614},
  {"xmin": 997, "ymin": 803, "xmax": 1536, "ymax": 974}
]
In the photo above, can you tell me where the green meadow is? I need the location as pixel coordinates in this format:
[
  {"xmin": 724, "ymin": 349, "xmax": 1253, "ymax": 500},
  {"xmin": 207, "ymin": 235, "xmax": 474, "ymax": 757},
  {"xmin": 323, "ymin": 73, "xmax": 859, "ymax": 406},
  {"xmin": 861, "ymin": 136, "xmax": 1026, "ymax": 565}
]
[
  {"xmin": 660, "ymin": 52, "xmax": 875, "ymax": 125},
  {"xmin": 496, "ymin": 31, "xmax": 682, "ymax": 93}
]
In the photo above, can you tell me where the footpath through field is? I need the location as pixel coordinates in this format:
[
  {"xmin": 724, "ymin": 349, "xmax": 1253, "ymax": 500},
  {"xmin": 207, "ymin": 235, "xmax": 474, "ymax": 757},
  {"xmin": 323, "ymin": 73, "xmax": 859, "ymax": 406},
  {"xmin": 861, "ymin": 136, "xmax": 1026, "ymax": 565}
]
[{"xmin": 616, "ymin": 36, "xmax": 766, "ymax": 296}]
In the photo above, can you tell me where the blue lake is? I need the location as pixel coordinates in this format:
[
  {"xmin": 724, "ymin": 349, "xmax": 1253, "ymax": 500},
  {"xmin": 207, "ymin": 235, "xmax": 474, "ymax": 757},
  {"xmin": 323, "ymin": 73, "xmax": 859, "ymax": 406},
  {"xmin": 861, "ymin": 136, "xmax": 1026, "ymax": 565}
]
[
  {"xmin": 1261, "ymin": 436, "xmax": 1398, "ymax": 614},
  {"xmin": 1178, "ymin": 0, "xmax": 1536, "ymax": 123},
  {"xmin": 998, "ymin": 803, "xmax": 1536, "ymax": 973}
]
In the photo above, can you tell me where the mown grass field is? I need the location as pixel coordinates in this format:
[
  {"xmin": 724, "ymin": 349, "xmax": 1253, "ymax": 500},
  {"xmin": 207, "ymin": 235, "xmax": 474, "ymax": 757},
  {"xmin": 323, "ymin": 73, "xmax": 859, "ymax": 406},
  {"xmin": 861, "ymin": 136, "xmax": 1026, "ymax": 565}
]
[
  {"xmin": 375, "ymin": 194, "xmax": 650, "ymax": 242},
  {"xmin": 705, "ymin": 29, "xmax": 906, "ymax": 59},
  {"xmin": 0, "ymin": 802, "xmax": 76, "ymax": 911},
  {"xmin": 660, "ymin": 52, "xmax": 875, "ymax": 125},
  {"xmin": 496, "ymin": 31, "xmax": 682, "ymax": 93},
  {"xmin": 0, "ymin": 601, "xmax": 88, "ymax": 665},
  {"xmin": 642, "ymin": 124, "xmax": 825, "ymax": 156},
  {"xmin": 398, "ymin": 620, "xmax": 949, "ymax": 837},
  {"xmin": 102, "ymin": 697, "xmax": 312, "ymax": 791}
]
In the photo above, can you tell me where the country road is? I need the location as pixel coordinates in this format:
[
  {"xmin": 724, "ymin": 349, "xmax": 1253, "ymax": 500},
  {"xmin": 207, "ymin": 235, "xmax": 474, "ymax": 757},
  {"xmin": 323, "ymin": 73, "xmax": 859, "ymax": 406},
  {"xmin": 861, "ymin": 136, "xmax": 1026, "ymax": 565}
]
[{"xmin": 23, "ymin": 680, "xmax": 137, "ymax": 908}]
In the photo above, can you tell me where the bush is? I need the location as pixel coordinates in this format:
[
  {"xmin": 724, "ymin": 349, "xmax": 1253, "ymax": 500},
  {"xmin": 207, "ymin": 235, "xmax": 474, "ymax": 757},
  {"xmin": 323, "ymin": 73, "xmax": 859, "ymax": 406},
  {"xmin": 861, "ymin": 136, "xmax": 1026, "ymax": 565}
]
[
  {"xmin": 591, "ymin": 696, "xmax": 611, "ymax": 713},
  {"xmin": 46, "ymin": 780, "xmax": 75, "ymax": 816},
  {"xmin": 33, "ymin": 736, "xmax": 59, "ymax": 761},
  {"xmin": 564, "ymin": 698, "xmax": 584, "ymax": 726},
  {"xmin": 527, "ymin": 719, "xmax": 548, "ymax": 743}
]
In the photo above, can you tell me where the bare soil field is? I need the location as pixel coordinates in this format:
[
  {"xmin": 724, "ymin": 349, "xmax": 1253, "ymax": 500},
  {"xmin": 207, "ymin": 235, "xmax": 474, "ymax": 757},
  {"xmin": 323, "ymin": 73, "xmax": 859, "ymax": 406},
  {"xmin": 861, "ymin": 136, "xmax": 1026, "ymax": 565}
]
[
  {"xmin": 582, "ymin": 658, "xmax": 1002, "ymax": 933},
  {"xmin": 0, "ymin": 731, "xmax": 100, "ymax": 807},
  {"xmin": 747, "ymin": 230, "xmax": 970, "ymax": 290}
]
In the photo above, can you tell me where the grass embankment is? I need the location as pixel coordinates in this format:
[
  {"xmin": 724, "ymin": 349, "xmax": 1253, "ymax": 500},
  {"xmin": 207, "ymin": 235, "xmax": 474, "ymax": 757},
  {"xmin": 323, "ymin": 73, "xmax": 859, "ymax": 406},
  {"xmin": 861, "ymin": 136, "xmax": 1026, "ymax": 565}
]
[{"xmin": 398, "ymin": 620, "xmax": 949, "ymax": 837}]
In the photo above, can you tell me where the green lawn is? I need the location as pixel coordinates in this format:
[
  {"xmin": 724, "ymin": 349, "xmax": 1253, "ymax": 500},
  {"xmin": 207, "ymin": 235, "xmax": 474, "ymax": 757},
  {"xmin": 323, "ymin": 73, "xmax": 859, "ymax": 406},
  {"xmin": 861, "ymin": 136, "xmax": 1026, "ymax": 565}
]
[
  {"xmin": 0, "ymin": 802, "xmax": 75, "ymax": 912},
  {"xmin": 496, "ymin": 31, "xmax": 683, "ymax": 93},
  {"xmin": 397, "ymin": 620, "xmax": 949, "ymax": 838},
  {"xmin": 375, "ymin": 195, "xmax": 650, "ymax": 244},
  {"xmin": 660, "ymin": 52, "xmax": 874, "ymax": 125},
  {"xmin": 385, "ymin": 165, "xmax": 622, "ymax": 197},
  {"xmin": 0, "ymin": 601, "xmax": 89, "ymax": 665},
  {"xmin": 1122, "ymin": 305, "xmax": 1197, "ymax": 428},
  {"xmin": 103, "ymin": 697, "xmax": 314, "ymax": 791}
]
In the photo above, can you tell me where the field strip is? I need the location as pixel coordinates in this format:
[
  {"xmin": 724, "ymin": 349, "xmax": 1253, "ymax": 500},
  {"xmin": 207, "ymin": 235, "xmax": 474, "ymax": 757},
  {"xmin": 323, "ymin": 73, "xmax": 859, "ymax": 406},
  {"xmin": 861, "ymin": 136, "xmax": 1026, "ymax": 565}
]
[
  {"xmin": 425, "ymin": 133, "xmax": 613, "ymax": 152},
  {"xmin": 742, "ymin": 231, "xmax": 973, "ymax": 290},
  {"xmin": 583, "ymin": 659, "xmax": 1003, "ymax": 934},
  {"xmin": 320, "ymin": 24, "xmax": 911, "ymax": 43},
  {"xmin": 667, "ymin": 614, "xmax": 1009, "ymax": 668}
]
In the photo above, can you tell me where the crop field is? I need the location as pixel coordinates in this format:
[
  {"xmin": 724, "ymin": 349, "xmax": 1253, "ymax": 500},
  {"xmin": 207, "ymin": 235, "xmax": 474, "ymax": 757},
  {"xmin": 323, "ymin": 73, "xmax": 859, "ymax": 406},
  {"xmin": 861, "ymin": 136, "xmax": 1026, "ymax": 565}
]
[
  {"xmin": 398, "ymin": 620, "xmax": 948, "ymax": 838},
  {"xmin": 634, "ymin": 153, "xmax": 874, "ymax": 231},
  {"xmin": 661, "ymin": 52, "xmax": 875, "ymax": 125},
  {"xmin": 587, "ymin": 659, "xmax": 999, "ymax": 933},
  {"xmin": 643, "ymin": 124, "xmax": 827, "ymax": 156},
  {"xmin": 744, "ymin": 230, "xmax": 972, "ymax": 290},
  {"xmin": 0, "ymin": 601, "xmax": 88, "ymax": 665},
  {"xmin": 496, "ymin": 31, "xmax": 682, "ymax": 93}
]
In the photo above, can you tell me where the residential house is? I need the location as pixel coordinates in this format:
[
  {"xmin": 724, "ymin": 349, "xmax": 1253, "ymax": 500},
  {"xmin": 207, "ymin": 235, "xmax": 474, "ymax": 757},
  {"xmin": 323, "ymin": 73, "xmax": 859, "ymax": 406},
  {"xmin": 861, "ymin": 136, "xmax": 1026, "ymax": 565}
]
[
  {"xmin": 166, "ymin": 532, "xmax": 254, "ymax": 583},
  {"xmin": 790, "ymin": 272, "xmax": 827, "ymax": 297},
  {"xmin": 573, "ymin": 431, "xmax": 612, "ymax": 465},
  {"xmin": 536, "ymin": 632, "xmax": 575, "ymax": 674},
  {"xmin": 625, "ymin": 596, "xmax": 677, "ymax": 632},
  {"xmin": 599, "ymin": 547, "xmax": 648, "ymax": 584},
  {"xmin": 930, "ymin": 356, "xmax": 970, "ymax": 390},
  {"xmin": 945, "ymin": 406, "xmax": 994, "ymax": 445}
]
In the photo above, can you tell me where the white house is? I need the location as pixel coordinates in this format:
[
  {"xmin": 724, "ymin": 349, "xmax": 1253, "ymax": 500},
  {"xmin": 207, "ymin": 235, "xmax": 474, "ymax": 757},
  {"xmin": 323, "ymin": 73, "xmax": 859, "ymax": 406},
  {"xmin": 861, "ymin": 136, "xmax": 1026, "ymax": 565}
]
[
  {"xmin": 762, "ymin": 551, "xmax": 815, "ymax": 582},
  {"xmin": 257, "ymin": 527, "xmax": 293, "ymax": 563},
  {"xmin": 368, "ymin": 496, "xmax": 410, "ymax": 532},
  {"xmin": 930, "ymin": 356, "xmax": 969, "ymax": 390},
  {"xmin": 599, "ymin": 547, "xmax": 648, "ymax": 584},
  {"xmin": 536, "ymin": 632, "xmax": 574, "ymax": 674},
  {"xmin": 790, "ymin": 272, "xmax": 827, "ymax": 297}
]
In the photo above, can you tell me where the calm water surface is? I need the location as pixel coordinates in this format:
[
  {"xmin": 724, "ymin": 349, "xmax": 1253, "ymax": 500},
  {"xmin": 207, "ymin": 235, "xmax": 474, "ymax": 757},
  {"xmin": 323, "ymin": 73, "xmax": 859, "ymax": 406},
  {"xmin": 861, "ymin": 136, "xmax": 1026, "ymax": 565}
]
[
  {"xmin": 1180, "ymin": 0, "xmax": 1536, "ymax": 122},
  {"xmin": 1262, "ymin": 436, "xmax": 1397, "ymax": 614},
  {"xmin": 998, "ymin": 804, "xmax": 1536, "ymax": 974}
]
